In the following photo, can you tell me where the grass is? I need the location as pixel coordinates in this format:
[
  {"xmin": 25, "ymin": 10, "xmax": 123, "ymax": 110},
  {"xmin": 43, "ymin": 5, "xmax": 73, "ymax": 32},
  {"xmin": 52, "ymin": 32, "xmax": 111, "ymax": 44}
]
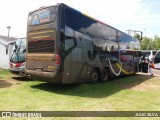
[
  {"xmin": 0, "ymin": 70, "xmax": 160, "ymax": 119},
  {"xmin": 0, "ymin": 69, "xmax": 12, "ymax": 79}
]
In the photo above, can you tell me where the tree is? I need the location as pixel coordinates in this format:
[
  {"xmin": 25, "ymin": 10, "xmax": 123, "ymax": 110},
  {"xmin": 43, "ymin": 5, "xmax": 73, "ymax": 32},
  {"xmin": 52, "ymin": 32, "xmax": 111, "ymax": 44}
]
[
  {"xmin": 154, "ymin": 35, "xmax": 160, "ymax": 50},
  {"xmin": 140, "ymin": 35, "xmax": 160, "ymax": 50},
  {"xmin": 141, "ymin": 37, "xmax": 152, "ymax": 50},
  {"xmin": 134, "ymin": 34, "xmax": 141, "ymax": 40}
]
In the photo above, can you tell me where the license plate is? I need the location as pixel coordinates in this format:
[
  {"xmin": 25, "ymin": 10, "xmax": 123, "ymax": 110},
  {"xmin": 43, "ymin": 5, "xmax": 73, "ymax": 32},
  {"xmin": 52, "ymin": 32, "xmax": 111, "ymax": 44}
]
[{"xmin": 36, "ymin": 69, "xmax": 42, "ymax": 71}]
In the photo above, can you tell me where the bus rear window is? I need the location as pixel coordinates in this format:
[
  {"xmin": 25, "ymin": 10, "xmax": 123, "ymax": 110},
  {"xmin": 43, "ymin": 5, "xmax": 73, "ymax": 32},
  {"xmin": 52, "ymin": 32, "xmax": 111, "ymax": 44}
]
[{"xmin": 28, "ymin": 7, "xmax": 57, "ymax": 26}]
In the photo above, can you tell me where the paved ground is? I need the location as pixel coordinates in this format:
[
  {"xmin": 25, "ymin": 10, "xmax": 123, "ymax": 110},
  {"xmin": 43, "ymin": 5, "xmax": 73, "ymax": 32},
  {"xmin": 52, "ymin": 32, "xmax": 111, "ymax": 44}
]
[
  {"xmin": 152, "ymin": 69, "xmax": 160, "ymax": 76},
  {"xmin": 137, "ymin": 69, "xmax": 160, "ymax": 77}
]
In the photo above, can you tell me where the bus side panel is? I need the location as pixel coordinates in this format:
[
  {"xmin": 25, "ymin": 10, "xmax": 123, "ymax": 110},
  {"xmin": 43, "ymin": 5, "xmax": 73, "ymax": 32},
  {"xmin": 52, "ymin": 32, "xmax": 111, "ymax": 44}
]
[
  {"xmin": 62, "ymin": 33, "xmax": 99, "ymax": 84},
  {"xmin": 61, "ymin": 5, "xmax": 101, "ymax": 84},
  {"xmin": 60, "ymin": 4, "xmax": 141, "ymax": 84}
]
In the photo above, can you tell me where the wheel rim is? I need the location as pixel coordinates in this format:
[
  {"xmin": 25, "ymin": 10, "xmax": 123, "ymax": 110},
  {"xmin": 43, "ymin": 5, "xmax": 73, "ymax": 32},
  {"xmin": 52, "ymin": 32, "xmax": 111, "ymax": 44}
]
[
  {"xmin": 102, "ymin": 69, "xmax": 108, "ymax": 81},
  {"xmin": 92, "ymin": 72, "xmax": 98, "ymax": 81}
]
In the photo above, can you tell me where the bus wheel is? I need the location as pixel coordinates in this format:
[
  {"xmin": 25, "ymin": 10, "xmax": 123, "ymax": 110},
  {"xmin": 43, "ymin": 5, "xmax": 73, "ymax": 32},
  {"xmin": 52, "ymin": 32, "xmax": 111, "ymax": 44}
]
[
  {"xmin": 100, "ymin": 68, "xmax": 109, "ymax": 82},
  {"xmin": 89, "ymin": 69, "xmax": 99, "ymax": 83}
]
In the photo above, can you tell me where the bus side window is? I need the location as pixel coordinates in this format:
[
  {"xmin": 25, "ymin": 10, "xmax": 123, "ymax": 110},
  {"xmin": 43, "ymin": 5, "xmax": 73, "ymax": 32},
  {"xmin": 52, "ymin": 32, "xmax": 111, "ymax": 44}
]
[
  {"xmin": 65, "ymin": 39, "xmax": 75, "ymax": 51},
  {"xmin": 72, "ymin": 47, "xmax": 82, "ymax": 62}
]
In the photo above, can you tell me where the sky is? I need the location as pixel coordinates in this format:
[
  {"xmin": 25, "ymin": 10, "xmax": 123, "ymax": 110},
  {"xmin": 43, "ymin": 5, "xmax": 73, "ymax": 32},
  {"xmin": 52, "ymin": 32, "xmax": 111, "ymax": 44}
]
[{"xmin": 0, "ymin": 0, "xmax": 160, "ymax": 38}]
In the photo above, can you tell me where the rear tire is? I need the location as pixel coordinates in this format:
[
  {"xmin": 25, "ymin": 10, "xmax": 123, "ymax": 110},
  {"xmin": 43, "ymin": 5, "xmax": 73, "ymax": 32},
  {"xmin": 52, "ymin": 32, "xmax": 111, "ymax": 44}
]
[
  {"xmin": 100, "ymin": 68, "xmax": 109, "ymax": 82},
  {"xmin": 89, "ymin": 69, "xmax": 100, "ymax": 83}
]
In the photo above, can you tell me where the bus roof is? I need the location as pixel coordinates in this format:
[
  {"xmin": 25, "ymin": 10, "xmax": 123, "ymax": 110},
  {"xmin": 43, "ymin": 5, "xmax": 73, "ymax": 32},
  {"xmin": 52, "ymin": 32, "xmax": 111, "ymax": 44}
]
[{"xmin": 29, "ymin": 3, "xmax": 138, "ymax": 40}]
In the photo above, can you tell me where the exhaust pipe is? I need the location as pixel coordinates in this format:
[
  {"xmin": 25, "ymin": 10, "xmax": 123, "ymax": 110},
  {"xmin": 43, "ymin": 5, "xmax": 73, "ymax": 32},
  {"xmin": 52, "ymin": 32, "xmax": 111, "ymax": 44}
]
[{"xmin": 27, "ymin": 75, "xmax": 31, "ymax": 79}]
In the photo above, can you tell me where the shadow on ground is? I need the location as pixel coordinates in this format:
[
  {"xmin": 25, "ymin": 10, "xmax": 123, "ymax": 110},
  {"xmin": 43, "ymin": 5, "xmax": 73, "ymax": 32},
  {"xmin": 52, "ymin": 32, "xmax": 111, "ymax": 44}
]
[
  {"xmin": 0, "ymin": 76, "xmax": 33, "ymax": 88},
  {"xmin": 0, "ymin": 80, "xmax": 12, "ymax": 88},
  {"xmin": 12, "ymin": 76, "xmax": 32, "ymax": 82},
  {"xmin": 31, "ymin": 73, "xmax": 155, "ymax": 98}
]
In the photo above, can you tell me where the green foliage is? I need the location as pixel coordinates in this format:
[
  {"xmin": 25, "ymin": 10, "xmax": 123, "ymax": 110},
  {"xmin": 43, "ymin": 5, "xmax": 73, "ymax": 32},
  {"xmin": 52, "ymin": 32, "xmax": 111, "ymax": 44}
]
[
  {"xmin": 134, "ymin": 34, "xmax": 141, "ymax": 40},
  {"xmin": 154, "ymin": 35, "xmax": 160, "ymax": 50},
  {"xmin": 140, "ymin": 35, "xmax": 160, "ymax": 50}
]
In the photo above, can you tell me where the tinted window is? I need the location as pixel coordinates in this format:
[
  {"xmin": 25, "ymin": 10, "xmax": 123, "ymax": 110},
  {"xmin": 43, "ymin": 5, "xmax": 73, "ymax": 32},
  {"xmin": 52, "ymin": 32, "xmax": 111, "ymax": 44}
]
[
  {"xmin": 65, "ymin": 7, "xmax": 97, "ymax": 36},
  {"xmin": 141, "ymin": 52, "xmax": 150, "ymax": 57},
  {"xmin": 72, "ymin": 48, "xmax": 82, "ymax": 62},
  {"xmin": 65, "ymin": 39, "xmax": 75, "ymax": 51},
  {"xmin": 155, "ymin": 52, "xmax": 160, "ymax": 58},
  {"xmin": 100, "ymin": 23, "xmax": 111, "ymax": 41},
  {"xmin": 153, "ymin": 51, "xmax": 157, "ymax": 55},
  {"xmin": 154, "ymin": 52, "xmax": 160, "ymax": 63},
  {"xmin": 20, "ymin": 39, "xmax": 26, "ymax": 52}
]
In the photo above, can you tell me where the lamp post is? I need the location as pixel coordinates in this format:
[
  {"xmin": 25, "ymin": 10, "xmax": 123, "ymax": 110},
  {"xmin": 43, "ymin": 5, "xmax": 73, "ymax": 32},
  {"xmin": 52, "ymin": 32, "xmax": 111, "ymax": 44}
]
[{"xmin": 6, "ymin": 26, "xmax": 11, "ymax": 37}]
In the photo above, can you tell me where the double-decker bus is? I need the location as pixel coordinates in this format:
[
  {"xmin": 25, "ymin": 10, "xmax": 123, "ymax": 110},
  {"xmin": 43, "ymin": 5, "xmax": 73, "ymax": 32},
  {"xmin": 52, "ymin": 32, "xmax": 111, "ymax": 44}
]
[
  {"xmin": 26, "ymin": 3, "xmax": 141, "ymax": 84},
  {"xmin": 10, "ymin": 38, "xmax": 26, "ymax": 75}
]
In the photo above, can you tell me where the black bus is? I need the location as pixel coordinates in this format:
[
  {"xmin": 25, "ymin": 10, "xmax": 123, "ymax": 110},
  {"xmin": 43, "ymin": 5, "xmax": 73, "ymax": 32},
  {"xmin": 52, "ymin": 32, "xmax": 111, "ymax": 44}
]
[{"xmin": 26, "ymin": 3, "xmax": 141, "ymax": 84}]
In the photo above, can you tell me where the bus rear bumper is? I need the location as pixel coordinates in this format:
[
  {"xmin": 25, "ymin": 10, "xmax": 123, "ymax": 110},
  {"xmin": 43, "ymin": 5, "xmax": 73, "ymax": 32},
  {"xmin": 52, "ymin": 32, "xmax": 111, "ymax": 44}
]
[
  {"xmin": 10, "ymin": 67, "xmax": 25, "ymax": 76},
  {"xmin": 26, "ymin": 70, "xmax": 61, "ymax": 83}
]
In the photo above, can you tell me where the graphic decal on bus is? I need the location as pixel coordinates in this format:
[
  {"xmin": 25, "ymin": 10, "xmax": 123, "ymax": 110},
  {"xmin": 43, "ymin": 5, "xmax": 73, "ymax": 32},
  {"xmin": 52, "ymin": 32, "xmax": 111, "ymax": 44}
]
[{"xmin": 28, "ymin": 7, "xmax": 56, "ymax": 26}]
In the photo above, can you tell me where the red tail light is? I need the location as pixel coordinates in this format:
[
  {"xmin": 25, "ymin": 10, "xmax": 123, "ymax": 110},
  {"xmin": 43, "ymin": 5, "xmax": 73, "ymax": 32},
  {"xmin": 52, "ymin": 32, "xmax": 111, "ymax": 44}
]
[
  {"xmin": 55, "ymin": 54, "xmax": 61, "ymax": 65},
  {"xmin": 10, "ymin": 62, "xmax": 22, "ymax": 67},
  {"xmin": 10, "ymin": 62, "xmax": 13, "ymax": 67}
]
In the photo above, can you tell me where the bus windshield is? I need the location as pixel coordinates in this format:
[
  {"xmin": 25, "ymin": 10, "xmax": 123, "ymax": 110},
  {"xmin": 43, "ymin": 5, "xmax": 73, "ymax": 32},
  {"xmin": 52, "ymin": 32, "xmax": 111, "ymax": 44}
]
[
  {"xmin": 141, "ymin": 52, "xmax": 150, "ymax": 57},
  {"xmin": 154, "ymin": 51, "xmax": 160, "ymax": 64},
  {"xmin": 10, "ymin": 38, "xmax": 26, "ymax": 63}
]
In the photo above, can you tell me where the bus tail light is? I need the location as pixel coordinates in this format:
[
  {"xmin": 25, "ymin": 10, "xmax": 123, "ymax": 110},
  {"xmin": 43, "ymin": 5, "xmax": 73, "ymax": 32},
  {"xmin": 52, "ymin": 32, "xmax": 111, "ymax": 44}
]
[
  {"xmin": 10, "ymin": 62, "xmax": 22, "ymax": 67},
  {"xmin": 10, "ymin": 62, "xmax": 13, "ymax": 67},
  {"xmin": 55, "ymin": 54, "xmax": 61, "ymax": 65}
]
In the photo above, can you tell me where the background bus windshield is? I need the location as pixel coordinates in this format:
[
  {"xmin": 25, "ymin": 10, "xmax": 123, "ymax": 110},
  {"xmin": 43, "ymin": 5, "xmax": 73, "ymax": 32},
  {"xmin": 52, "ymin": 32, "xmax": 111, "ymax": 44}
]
[{"xmin": 10, "ymin": 38, "xmax": 26, "ymax": 62}]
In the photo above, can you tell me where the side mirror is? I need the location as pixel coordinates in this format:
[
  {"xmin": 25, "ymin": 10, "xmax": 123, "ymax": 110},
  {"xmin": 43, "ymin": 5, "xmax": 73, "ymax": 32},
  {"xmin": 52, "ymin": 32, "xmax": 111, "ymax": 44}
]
[{"xmin": 5, "ymin": 45, "xmax": 8, "ymax": 55}]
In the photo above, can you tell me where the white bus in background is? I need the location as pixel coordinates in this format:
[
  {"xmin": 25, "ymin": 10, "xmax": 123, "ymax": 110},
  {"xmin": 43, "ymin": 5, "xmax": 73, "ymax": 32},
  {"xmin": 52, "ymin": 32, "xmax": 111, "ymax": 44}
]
[
  {"xmin": 141, "ymin": 50, "xmax": 157, "ymax": 62},
  {"xmin": 9, "ymin": 38, "xmax": 26, "ymax": 75},
  {"xmin": 154, "ymin": 50, "xmax": 160, "ymax": 69}
]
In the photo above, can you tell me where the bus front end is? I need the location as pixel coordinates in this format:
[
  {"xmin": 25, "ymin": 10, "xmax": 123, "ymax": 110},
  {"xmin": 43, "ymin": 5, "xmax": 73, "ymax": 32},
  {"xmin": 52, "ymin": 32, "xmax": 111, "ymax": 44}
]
[
  {"xmin": 10, "ymin": 38, "xmax": 26, "ymax": 76},
  {"xmin": 26, "ymin": 6, "xmax": 62, "ymax": 83}
]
